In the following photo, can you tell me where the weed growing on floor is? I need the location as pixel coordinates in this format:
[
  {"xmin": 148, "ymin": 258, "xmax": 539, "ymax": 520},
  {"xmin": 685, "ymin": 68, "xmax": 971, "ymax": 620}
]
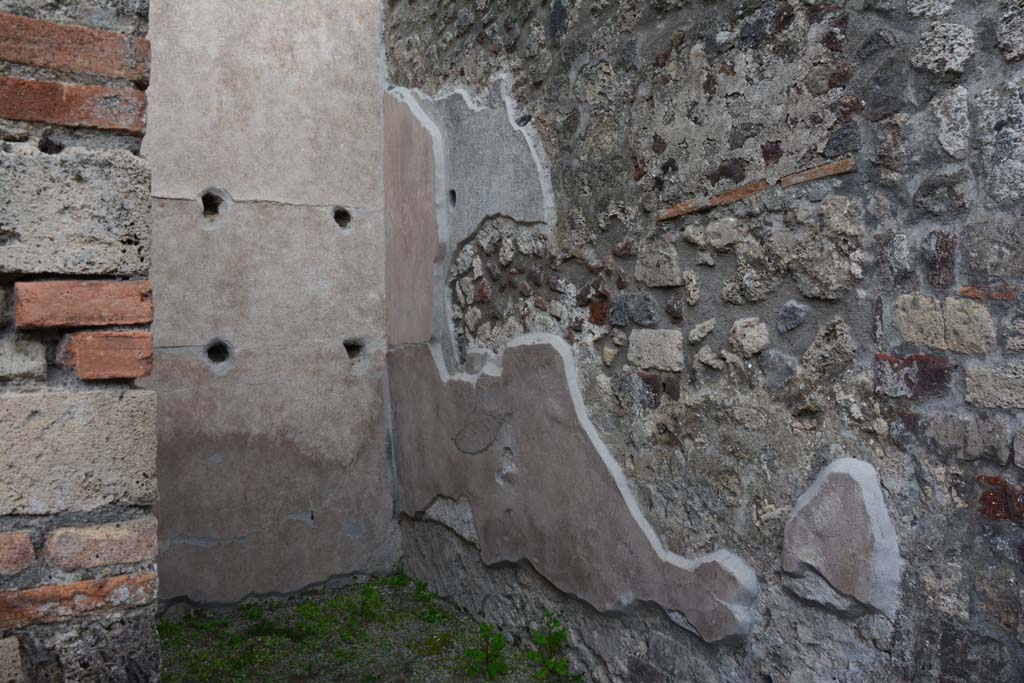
[{"xmin": 463, "ymin": 623, "xmax": 509, "ymax": 681}]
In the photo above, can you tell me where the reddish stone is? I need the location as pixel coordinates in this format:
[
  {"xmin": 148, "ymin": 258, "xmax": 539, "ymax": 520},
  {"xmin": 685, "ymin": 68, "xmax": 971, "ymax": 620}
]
[
  {"xmin": 0, "ymin": 573, "xmax": 156, "ymax": 629},
  {"xmin": 633, "ymin": 157, "xmax": 646, "ymax": 181},
  {"xmin": 589, "ymin": 299, "xmax": 609, "ymax": 326},
  {"xmin": 762, "ymin": 141, "xmax": 783, "ymax": 166},
  {"xmin": 0, "ymin": 11, "xmax": 149, "ymax": 83},
  {"xmin": 977, "ymin": 476, "xmax": 1024, "ymax": 524},
  {"xmin": 664, "ymin": 375, "xmax": 681, "ymax": 401},
  {"xmin": 707, "ymin": 158, "xmax": 748, "ymax": 185},
  {"xmin": 64, "ymin": 331, "xmax": 153, "ymax": 380},
  {"xmin": 15, "ymin": 280, "xmax": 153, "ymax": 329},
  {"xmin": 475, "ymin": 279, "xmax": 492, "ymax": 303},
  {"xmin": 0, "ymin": 532, "xmax": 34, "ymax": 576},
  {"xmin": 0, "ymin": 75, "xmax": 145, "ymax": 134},
  {"xmin": 960, "ymin": 284, "xmax": 1017, "ymax": 302},
  {"xmin": 638, "ymin": 371, "xmax": 663, "ymax": 401},
  {"xmin": 533, "ymin": 296, "xmax": 548, "ymax": 312},
  {"xmin": 874, "ymin": 353, "xmax": 952, "ymax": 398}
]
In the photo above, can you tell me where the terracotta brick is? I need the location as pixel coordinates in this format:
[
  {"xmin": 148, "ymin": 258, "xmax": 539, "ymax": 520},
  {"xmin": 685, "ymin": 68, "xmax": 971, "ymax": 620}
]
[
  {"xmin": 64, "ymin": 331, "xmax": 153, "ymax": 380},
  {"xmin": 0, "ymin": 76, "xmax": 145, "ymax": 135},
  {"xmin": 779, "ymin": 157, "xmax": 856, "ymax": 188},
  {"xmin": 656, "ymin": 181, "xmax": 770, "ymax": 222},
  {"xmin": 960, "ymin": 284, "xmax": 1017, "ymax": 302},
  {"xmin": 0, "ymin": 532, "xmax": 34, "ymax": 576},
  {"xmin": 0, "ymin": 572, "xmax": 156, "ymax": 630},
  {"xmin": 874, "ymin": 353, "xmax": 952, "ymax": 399},
  {"xmin": 15, "ymin": 280, "xmax": 152, "ymax": 330},
  {"xmin": 0, "ymin": 12, "xmax": 149, "ymax": 83},
  {"xmin": 43, "ymin": 518, "xmax": 156, "ymax": 570}
]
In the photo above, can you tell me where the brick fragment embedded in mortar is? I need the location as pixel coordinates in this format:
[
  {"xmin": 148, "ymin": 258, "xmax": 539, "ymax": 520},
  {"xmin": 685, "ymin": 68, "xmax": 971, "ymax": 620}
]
[{"xmin": 656, "ymin": 157, "xmax": 857, "ymax": 222}]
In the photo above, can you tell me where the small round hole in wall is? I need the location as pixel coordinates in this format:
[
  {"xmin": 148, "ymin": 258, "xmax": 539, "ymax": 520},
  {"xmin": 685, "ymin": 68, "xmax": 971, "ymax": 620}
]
[
  {"xmin": 448, "ymin": 189, "xmax": 457, "ymax": 207},
  {"xmin": 201, "ymin": 192, "xmax": 224, "ymax": 218},
  {"xmin": 343, "ymin": 338, "xmax": 364, "ymax": 360},
  {"xmin": 206, "ymin": 339, "xmax": 231, "ymax": 364},
  {"xmin": 333, "ymin": 207, "xmax": 352, "ymax": 230}
]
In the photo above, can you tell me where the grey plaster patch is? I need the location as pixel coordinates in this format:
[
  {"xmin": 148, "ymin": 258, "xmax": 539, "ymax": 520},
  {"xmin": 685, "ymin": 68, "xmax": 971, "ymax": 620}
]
[
  {"xmin": 0, "ymin": 336, "xmax": 46, "ymax": 382},
  {"xmin": 389, "ymin": 335, "xmax": 759, "ymax": 644},
  {"xmin": 421, "ymin": 496, "xmax": 480, "ymax": 546},
  {"xmin": 782, "ymin": 458, "xmax": 902, "ymax": 617}
]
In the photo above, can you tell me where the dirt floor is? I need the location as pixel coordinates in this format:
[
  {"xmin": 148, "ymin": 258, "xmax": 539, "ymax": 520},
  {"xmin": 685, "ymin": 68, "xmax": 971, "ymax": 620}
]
[{"xmin": 159, "ymin": 573, "xmax": 582, "ymax": 682}]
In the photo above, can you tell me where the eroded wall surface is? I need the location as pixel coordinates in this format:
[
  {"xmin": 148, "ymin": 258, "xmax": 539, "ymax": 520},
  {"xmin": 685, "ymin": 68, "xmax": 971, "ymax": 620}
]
[
  {"xmin": 385, "ymin": 1, "xmax": 1024, "ymax": 680},
  {"xmin": 143, "ymin": 0, "xmax": 399, "ymax": 603},
  {"xmin": 0, "ymin": 2, "xmax": 159, "ymax": 680}
]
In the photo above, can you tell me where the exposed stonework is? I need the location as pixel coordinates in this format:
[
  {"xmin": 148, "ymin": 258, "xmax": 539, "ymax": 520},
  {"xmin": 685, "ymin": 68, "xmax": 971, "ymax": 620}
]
[{"xmin": 783, "ymin": 459, "xmax": 902, "ymax": 616}]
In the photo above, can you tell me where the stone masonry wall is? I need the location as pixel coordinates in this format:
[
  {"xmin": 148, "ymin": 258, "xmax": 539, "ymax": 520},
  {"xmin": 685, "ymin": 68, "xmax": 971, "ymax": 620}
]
[
  {"xmin": 385, "ymin": 1, "xmax": 1024, "ymax": 681},
  {"xmin": 0, "ymin": 2, "xmax": 159, "ymax": 681}
]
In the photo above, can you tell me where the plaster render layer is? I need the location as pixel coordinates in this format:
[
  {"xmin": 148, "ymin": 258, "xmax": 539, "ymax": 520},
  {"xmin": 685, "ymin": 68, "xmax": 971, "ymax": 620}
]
[
  {"xmin": 146, "ymin": 343, "xmax": 398, "ymax": 603},
  {"xmin": 148, "ymin": 199, "xmax": 384, "ymax": 349},
  {"xmin": 143, "ymin": 0, "xmax": 383, "ymax": 206},
  {"xmin": 0, "ymin": 390, "xmax": 157, "ymax": 515},
  {"xmin": 388, "ymin": 337, "xmax": 759, "ymax": 644}
]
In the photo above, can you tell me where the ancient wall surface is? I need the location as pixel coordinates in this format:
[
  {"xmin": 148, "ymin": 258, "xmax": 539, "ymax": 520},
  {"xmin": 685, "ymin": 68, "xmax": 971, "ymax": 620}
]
[
  {"xmin": 142, "ymin": 0, "xmax": 400, "ymax": 604},
  {"xmin": 0, "ymin": 2, "xmax": 159, "ymax": 680},
  {"xmin": 384, "ymin": 1, "xmax": 1024, "ymax": 681}
]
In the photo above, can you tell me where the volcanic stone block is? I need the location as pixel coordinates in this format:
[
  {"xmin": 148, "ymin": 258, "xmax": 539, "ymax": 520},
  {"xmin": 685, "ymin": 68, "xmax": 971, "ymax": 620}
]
[
  {"xmin": 0, "ymin": 146, "xmax": 150, "ymax": 276},
  {"xmin": 783, "ymin": 458, "xmax": 902, "ymax": 616},
  {"xmin": 0, "ymin": 390, "xmax": 156, "ymax": 514}
]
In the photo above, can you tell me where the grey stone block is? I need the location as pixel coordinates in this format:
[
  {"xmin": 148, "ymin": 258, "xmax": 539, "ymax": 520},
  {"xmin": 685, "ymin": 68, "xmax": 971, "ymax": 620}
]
[
  {"xmin": 0, "ymin": 390, "xmax": 157, "ymax": 514},
  {"xmin": 0, "ymin": 336, "xmax": 46, "ymax": 382},
  {"xmin": 0, "ymin": 146, "xmax": 150, "ymax": 276}
]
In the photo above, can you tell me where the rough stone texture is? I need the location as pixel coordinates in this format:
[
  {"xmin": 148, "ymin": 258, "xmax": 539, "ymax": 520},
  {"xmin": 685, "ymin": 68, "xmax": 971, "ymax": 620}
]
[
  {"xmin": 0, "ymin": 532, "xmax": 34, "ymax": 576},
  {"xmin": 998, "ymin": 3, "xmax": 1024, "ymax": 62},
  {"xmin": 0, "ymin": 636, "xmax": 23, "ymax": 683},
  {"xmin": 42, "ymin": 517, "xmax": 157, "ymax": 570},
  {"xmin": 382, "ymin": 1, "xmax": 1024, "ymax": 678},
  {"xmin": 911, "ymin": 22, "xmax": 975, "ymax": 75},
  {"xmin": 0, "ymin": 573, "xmax": 155, "ymax": 630},
  {"xmin": 0, "ymin": 337, "xmax": 45, "ymax": 382},
  {"xmin": 144, "ymin": 0, "xmax": 383, "ymax": 206},
  {"xmin": 389, "ymin": 338, "xmax": 758, "ymax": 644},
  {"xmin": 943, "ymin": 297, "xmax": 996, "ymax": 354},
  {"xmin": 627, "ymin": 329, "xmax": 684, "ymax": 372},
  {"xmin": 778, "ymin": 300, "xmax": 810, "ymax": 334},
  {"xmin": 931, "ymin": 86, "xmax": 970, "ymax": 161},
  {"xmin": 966, "ymin": 365, "xmax": 1024, "ymax": 409},
  {"xmin": 688, "ymin": 318, "xmax": 715, "ymax": 345},
  {"xmin": 635, "ymin": 240, "xmax": 682, "ymax": 287},
  {"xmin": 783, "ymin": 459, "xmax": 901, "ymax": 616},
  {"xmin": 0, "ymin": 390, "xmax": 156, "ymax": 514},
  {"xmin": 729, "ymin": 318, "xmax": 770, "ymax": 358},
  {"xmin": 384, "ymin": 92, "xmax": 438, "ymax": 347},
  {"xmin": 14, "ymin": 280, "xmax": 152, "ymax": 329},
  {"xmin": 144, "ymin": 343, "xmax": 399, "ymax": 603},
  {"xmin": 0, "ymin": 146, "xmax": 150, "ymax": 275}
]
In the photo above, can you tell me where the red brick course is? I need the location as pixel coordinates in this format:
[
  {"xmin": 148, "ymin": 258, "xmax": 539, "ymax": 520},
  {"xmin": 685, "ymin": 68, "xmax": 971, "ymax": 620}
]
[
  {"xmin": 43, "ymin": 518, "xmax": 157, "ymax": 570},
  {"xmin": 15, "ymin": 280, "xmax": 152, "ymax": 330},
  {"xmin": 0, "ymin": 12, "xmax": 149, "ymax": 83},
  {"xmin": 0, "ymin": 572, "xmax": 156, "ymax": 630},
  {"xmin": 64, "ymin": 331, "xmax": 153, "ymax": 380},
  {"xmin": 0, "ymin": 75, "xmax": 145, "ymax": 134},
  {"xmin": 0, "ymin": 532, "xmax": 34, "ymax": 576}
]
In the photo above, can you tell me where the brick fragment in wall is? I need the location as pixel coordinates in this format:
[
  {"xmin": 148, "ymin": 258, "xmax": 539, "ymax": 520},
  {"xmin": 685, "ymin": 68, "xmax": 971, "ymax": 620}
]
[
  {"xmin": 874, "ymin": 353, "xmax": 952, "ymax": 398},
  {"xmin": 0, "ymin": 146, "xmax": 151, "ymax": 276},
  {"xmin": 15, "ymin": 280, "xmax": 152, "ymax": 330},
  {"xmin": 0, "ymin": 390, "xmax": 156, "ymax": 514},
  {"xmin": 0, "ymin": 12, "xmax": 149, "ymax": 82},
  {"xmin": 43, "ymin": 517, "xmax": 157, "ymax": 570},
  {"xmin": 0, "ymin": 636, "xmax": 24, "ymax": 683},
  {"xmin": 0, "ymin": 572, "xmax": 156, "ymax": 630},
  {"xmin": 64, "ymin": 331, "xmax": 153, "ymax": 380},
  {"xmin": 0, "ymin": 531, "xmax": 34, "ymax": 576},
  {"xmin": 0, "ymin": 76, "xmax": 145, "ymax": 134}
]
